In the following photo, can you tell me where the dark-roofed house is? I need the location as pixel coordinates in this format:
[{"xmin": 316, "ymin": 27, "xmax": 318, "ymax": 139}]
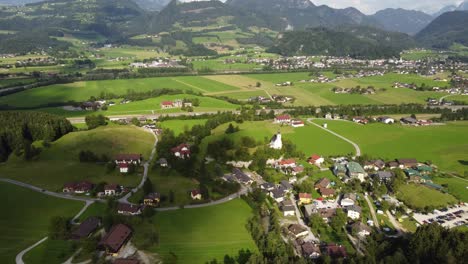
[
  {"xmin": 114, "ymin": 259, "xmax": 139, "ymax": 264},
  {"xmin": 117, "ymin": 203, "xmax": 142, "ymax": 216},
  {"xmin": 99, "ymin": 224, "xmax": 132, "ymax": 255},
  {"xmin": 349, "ymin": 222, "xmax": 372, "ymax": 237},
  {"xmin": 397, "ymin": 159, "xmax": 418, "ymax": 168},
  {"xmin": 314, "ymin": 178, "xmax": 331, "ymax": 190},
  {"xmin": 373, "ymin": 171, "xmax": 394, "ymax": 183},
  {"xmin": 400, "ymin": 117, "xmax": 418, "ymax": 125},
  {"xmin": 171, "ymin": 144, "xmax": 191, "ymax": 159},
  {"xmin": 280, "ymin": 180, "xmax": 293, "ymax": 192},
  {"xmin": 340, "ymin": 193, "xmax": 356, "ymax": 207},
  {"xmin": 301, "ymin": 242, "xmax": 321, "ymax": 259},
  {"xmin": 104, "ymin": 184, "xmax": 120, "ymax": 196},
  {"xmin": 143, "ymin": 193, "xmax": 160, "ymax": 207},
  {"xmin": 387, "ymin": 161, "xmax": 399, "ymax": 169},
  {"xmin": 232, "ymin": 168, "xmax": 253, "ymax": 185},
  {"xmin": 114, "ymin": 154, "xmax": 141, "ymax": 165},
  {"xmin": 288, "ymin": 224, "xmax": 308, "ymax": 238},
  {"xmin": 71, "ymin": 217, "xmax": 101, "ymax": 240},
  {"xmin": 63, "ymin": 181, "xmax": 94, "ymax": 194},
  {"xmin": 270, "ymin": 188, "xmax": 285, "ymax": 203},
  {"xmin": 191, "ymin": 189, "xmax": 202, "ymax": 200},
  {"xmin": 347, "ymin": 205, "xmax": 362, "ymax": 220},
  {"xmin": 260, "ymin": 182, "xmax": 275, "ymax": 192},
  {"xmin": 324, "ymin": 244, "xmax": 347, "ymax": 259},
  {"xmin": 280, "ymin": 200, "xmax": 296, "ymax": 216}
]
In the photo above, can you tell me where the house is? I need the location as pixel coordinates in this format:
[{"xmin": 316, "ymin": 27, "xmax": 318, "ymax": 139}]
[
  {"xmin": 378, "ymin": 116, "xmax": 395, "ymax": 124},
  {"xmin": 315, "ymin": 178, "xmax": 331, "ymax": 190},
  {"xmin": 160, "ymin": 101, "xmax": 174, "ymax": 109},
  {"xmin": 104, "ymin": 184, "xmax": 119, "ymax": 196},
  {"xmin": 298, "ymin": 193, "xmax": 312, "ymax": 205},
  {"xmin": 280, "ymin": 180, "xmax": 293, "ymax": 192},
  {"xmin": 417, "ymin": 165, "xmax": 433, "ymax": 175},
  {"xmin": 114, "ymin": 154, "xmax": 141, "ymax": 165},
  {"xmin": 71, "ymin": 217, "xmax": 101, "ymax": 240},
  {"xmin": 352, "ymin": 116, "xmax": 368, "ymax": 124},
  {"xmin": 404, "ymin": 168, "xmax": 421, "ymax": 177},
  {"xmin": 232, "ymin": 168, "xmax": 253, "ymax": 185},
  {"xmin": 291, "ymin": 166, "xmax": 304, "ymax": 176},
  {"xmin": 118, "ymin": 163, "xmax": 129, "ymax": 173},
  {"xmin": 340, "ymin": 193, "xmax": 356, "ymax": 207},
  {"xmin": 291, "ymin": 119, "xmax": 305, "ymax": 127},
  {"xmin": 397, "ymin": 158, "xmax": 418, "ymax": 168},
  {"xmin": 350, "ymin": 222, "xmax": 372, "ymax": 237},
  {"xmin": 363, "ymin": 160, "xmax": 385, "ymax": 171},
  {"xmin": 305, "ymin": 206, "xmax": 336, "ymax": 222},
  {"xmin": 333, "ymin": 163, "xmax": 347, "ymax": 177},
  {"xmin": 117, "ymin": 203, "xmax": 142, "ymax": 216},
  {"xmin": 387, "ymin": 161, "xmax": 399, "ymax": 169},
  {"xmin": 99, "ymin": 224, "xmax": 132, "ymax": 256},
  {"xmin": 270, "ymin": 188, "xmax": 285, "ymax": 203},
  {"xmin": 325, "ymin": 113, "xmax": 333, "ymax": 119},
  {"xmin": 269, "ymin": 132, "xmax": 282, "ymax": 149},
  {"xmin": 171, "ymin": 144, "xmax": 191, "ymax": 159},
  {"xmin": 158, "ymin": 158, "xmax": 168, "ymax": 167},
  {"xmin": 260, "ymin": 182, "xmax": 275, "ymax": 192},
  {"xmin": 280, "ymin": 200, "xmax": 296, "ymax": 216},
  {"xmin": 347, "ymin": 205, "xmax": 362, "ymax": 220},
  {"xmin": 143, "ymin": 193, "xmax": 160, "ymax": 207},
  {"xmin": 319, "ymin": 188, "xmax": 336, "ymax": 198},
  {"xmin": 324, "ymin": 244, "xmax": 347, "ymax": 259},
  {"xmin": 288, "ymin": 224, "xmax": 308, "ymax": 238},
  {"xmin": 114, "ymin": 259, "xmax": 139, "ymax": 264},
  {"xmin": 400, "ymin": 117, "xmax": 418, "ymax": 125},
  {"xmin": 308, "ymin": 154, "xmax": 325, "ymax": 166},
  {"xmin": 301, "ymin": 242, "xmax": 321, "ymax": 259},
  {"xmin": 346, "ymin": 162, "xmax": 367, "ymax": 182},
  {"xmin": 277, "ymin": 158, "xmax": 296, "ymax": 168},
  {"xmin": 191, "ymin": 189, "xmax": 202, "ymax": 200},
  {"xmin": 63, "ymin": 181, "xmax": 94, "ymax": 194},
  {"xmin": 274, "ymin": 114, "xmax": 291, "ymax": 124},
  {"xmin": 173, "ymin": 99, "xmax": 183, "ymax": 108},
  {"xmin": 373, "ymin": 171, "xmax": 394, "ymax": 183}
]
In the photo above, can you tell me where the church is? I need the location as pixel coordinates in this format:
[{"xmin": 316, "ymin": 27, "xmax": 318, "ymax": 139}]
[{"xmin": 269, "ymin": 132, "xmax": 282, "ymax": 149}]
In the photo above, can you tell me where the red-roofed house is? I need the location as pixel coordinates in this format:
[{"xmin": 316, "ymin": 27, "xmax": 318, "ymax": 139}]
[
  {"xmin": 308, "ymin": 154, "xmax": 324, "ymax": 166},
  {"xmin": 99, "ymin": 224, "xmax": 132, "ymax": 256},
  {"xmin": 63, "ymin": 181, "xmax": 94, "ymax": 194},
  {"xmin": 104, "ymin": 184, "xmax": 120, "ymax": 196},
  {"xmin": 191, "ymin": 189, "xmax": 202, "ymax": 200},
  {"xmin": 118, "ymin": 163, "xmax": 129, "ymax": 173},
  {"xmin": 171, "ymin": 144, "xmax": 191, "ymax": 159},
  {"xmin": 298, "ymin": 193, "xmax": 312, "ymax": 205},
  {"xmin": 319, "ymin": 188, "xmax": 336, "ymax": 198},
  {"xmin": 277, "ymin": 158, "xmax": 296, "ymax": 168},
  {"xmin": 325, "ymin": 244, "xmax": 347, "ymax": 259},
  {"xmin": 114, "ymin": 154, "xmax": 141, "ymax": 165},
  {"xmin": 274, "ymin": 114, "xmax": 291, "ymax": 124},
  {"xmin": 291, "ymin": 119, "xmax": 304, "ymax": 127},
  {"xmin": 160, "ymin": 101, "xmax": 174, "ymax": 109}
]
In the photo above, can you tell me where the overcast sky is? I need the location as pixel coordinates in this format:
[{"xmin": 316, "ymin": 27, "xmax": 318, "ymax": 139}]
[{"xmin": 310, "ymin": 0, "xmax": 464, "ymax": 14}]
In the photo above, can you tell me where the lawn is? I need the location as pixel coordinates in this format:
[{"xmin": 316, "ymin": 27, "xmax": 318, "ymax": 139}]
[
  {"xmin": 199, "ymin": 120, "xmax": 355, "ymax": 158},
  {"xmin": 432, "ymin": 176, "xmax": 468, "ymax": 202},
  {"xmin": 0, "ymin": 182, "xmax": 83, "ymax": 264},
  {"xmin": 396, "ymin": 184, "xmax": 457, "ymax": 210},
  {"xmin": 151, "ymin": 199, "xmax": 257, "ymax": 264},
  {"xmin": 159, "ymin": 119, "xmax": 207, "ymax": 136},
  {"xmin": 23, "ymin": 239, "xmax": 76, "ymax": 264},
  {"xmin": 311, "ymin": 120, "xmax": 468, "ymax": 175},
  {"xmin": 0, "ymin": 125, "xmax": 155, "ymax": 191}
]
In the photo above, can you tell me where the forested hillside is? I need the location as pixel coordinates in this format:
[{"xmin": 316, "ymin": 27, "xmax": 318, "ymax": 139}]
[{"xmin": 416, "ymin": 11, "xmax": 468, "ymax": 48}]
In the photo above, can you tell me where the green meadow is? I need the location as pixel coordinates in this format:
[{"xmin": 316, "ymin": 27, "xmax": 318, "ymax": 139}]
[
  {"xmin": 160, "ymin": 119, "xmax": 208, "ymax": 136},
  {"xmin": 0, "ymin": 182, "xmax": 83, "ymax": 264},
  {"xmin": 152, "ymin": 199, "xmax": 257, "ymax": 264},
  {"xmin": 0, "ymin": 125, "xmax": 155, "ymax": 191},
  {"xmin": 396, "ymin": 184, "xmax": 457, "ymax": 210},
  {"xmin": 311, "ymin": 120, "xmax": 468, "ymax": 175}
]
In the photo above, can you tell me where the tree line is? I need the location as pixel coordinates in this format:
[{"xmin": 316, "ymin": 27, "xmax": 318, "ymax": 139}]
[{"xmin": 0, "ymin": 111, "xmax": 73, "ymax": 161}]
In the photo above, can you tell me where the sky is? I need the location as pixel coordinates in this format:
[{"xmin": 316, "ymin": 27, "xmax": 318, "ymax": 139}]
[{"xmin": 310, "ymin": 0, "xmax": 464, "ymax": 14}]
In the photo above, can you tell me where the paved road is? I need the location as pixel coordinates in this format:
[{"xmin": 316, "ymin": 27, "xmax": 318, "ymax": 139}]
[
  {"xmin": 67, "ymin": 109, "xmax": 289, "ymax": 124},
  {"xmin": 15, "ymin": 237, "xmax": 49, "ymax": 264},
  {"xmin": 307, "ymin": 118, "xmax": 361, "ymax": 157},
  {"xmin": 0, "ymin": 178, "xmax": 102, "ymax": 203},
  {"xmin": 119, "ymin": 129, "xmax": 158, "ymax": 204},
  {"xmin": 364, "ymin": 194, "xmax": 380, "ymax": 230},
  {"xmin": 155, "ymin": 186, "xmax": 250, "ymax": 211},
  {"xmin": 289, "ymin": 196, "xmax": 319, "ymax": 242},
  {"xmin": 386, "ymin": 210, "xmax": 406, "ymax": 236}
]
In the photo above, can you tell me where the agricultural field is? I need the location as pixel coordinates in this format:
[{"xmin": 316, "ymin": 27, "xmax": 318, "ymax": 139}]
[
  {"xmin": 159, "ymin": 119, "xmax": 208, "ymax": 135},
  {"xmin": 0, "ymin": 182, "xmax": 83, "ymax": 264},
  {"xmin": 396, "ymin": 184, "xmax": 457, "ymax": 210},
  {"xmin": 0, "ymin": 76, "xmax": 239, "ymax": 108},
  {"xmin": 151, "ymin": 199, "xmax": 257, "ymax": 264},
  {"xmin": 432, "ymin": 176, "xmax": 468, "ymax": 202},
  {"xmin": 23, "ymin": 239, "xmax": 76, "ymax": 264},
  {"xmin": 0, "ymin": 125, "xmax": 155, "ymax": 191},
  {"xmin": 310, "ymin": 120, "xmax": 468, "ymax": 175},
  {"xmin": 0, "ymin": 77, "xmax": 37, "ymax": 89}
]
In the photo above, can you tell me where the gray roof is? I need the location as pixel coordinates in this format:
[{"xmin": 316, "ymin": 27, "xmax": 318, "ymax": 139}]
[
  {"xmin": 347, "ymin": 205, "xmax": 362, "ymax": 213},
  {"xmin": 375, "ymin": 171, "xmax": 394, "ymax": 179},
  {"xmin": 280, "ymin": 180, "xmax": 293, "ymax": 190}
]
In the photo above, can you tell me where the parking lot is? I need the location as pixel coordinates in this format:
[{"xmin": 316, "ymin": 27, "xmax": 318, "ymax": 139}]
[{"xmin": 413, "ymin": 203, "xmax": 468, "ymax": 228}]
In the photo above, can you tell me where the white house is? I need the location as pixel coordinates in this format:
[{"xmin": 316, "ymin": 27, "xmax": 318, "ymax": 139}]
[
  {"xmin": 104, "ymin": 184, "xmax": 119, "ymax": 196},
  {"xmin": 347, "ymin": 205, "xmax": 362, "ymax": 220},
  {"xmin": 281, "ymin": 201, "xmax": 296, "ymax": 217},
  {"xmin": 340, "ymin": 193, "xmax": 356, "ymax": 207},
  {"xmin": 118, "ymin": 163, "xmax": 129, "ymax": 173},
  {"xmin": 379, "ymin": 116, "xmax": 395, "ymax": 124},
  {"xmin": 291, "ymin": 119, "xmax": 305, "ymax": 127},
  {"xmin": 308, "ymin": 154, "xmax": 325, "ymax": 166}
]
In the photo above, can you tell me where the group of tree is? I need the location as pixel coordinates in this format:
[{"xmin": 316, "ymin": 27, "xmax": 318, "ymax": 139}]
[
  {"xmin": 85, "ymin": 114, "xmax": 107, "ymax": 129},
  {"xmin": 0, "ymin": 111, "xmax": 73, "ymax": 161}
]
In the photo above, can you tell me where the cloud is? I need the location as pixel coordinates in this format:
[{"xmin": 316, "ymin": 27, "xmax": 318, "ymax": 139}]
[{"xmin": 310, "ymin": 0, "xmax": 462, "ymax": 14}]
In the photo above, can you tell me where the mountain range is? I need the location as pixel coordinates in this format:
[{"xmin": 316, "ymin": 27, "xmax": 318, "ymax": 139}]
[{"xmin": 433, "ymin": 1, "xmax": 468, "ymax": 17}]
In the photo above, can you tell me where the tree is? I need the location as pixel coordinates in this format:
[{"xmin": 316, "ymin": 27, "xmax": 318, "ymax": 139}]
[
  {"xmin": 85, "ymin": 115, "xmax": 107, "ymax": 129},
  {"xmin": 256, "ymin": 82, "xmax": 262, "ymax": 87},
  {"xmin": 330, "ymin": 208, "xmax": 347, "ymax": 232},
  {"xmin": 143, "ymin": 178, "xmax": 153, "ymax": 195},
  {"xmin": 225, "ymin": 123, "xmax": 238, "ymax": 134},
  {"xmin": 131, "ymin": 117, "xmax": 140, "ymax": 126},
  {"xmin": 49, "ymin": 216, "xmax": 70, "ymax": 240}
]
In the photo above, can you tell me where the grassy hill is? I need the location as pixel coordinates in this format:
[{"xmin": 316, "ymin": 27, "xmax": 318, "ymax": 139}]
[
  {"xmin": 0, "ymin": 125, "xmax": 155, "ymax": 190},
  {"xmin": 152, "ymin": 199, "xmax": 257, "ymax": 264},
  {"xmin": 0, "ymin": 181, "xmax": 83, "ymax": 264}
]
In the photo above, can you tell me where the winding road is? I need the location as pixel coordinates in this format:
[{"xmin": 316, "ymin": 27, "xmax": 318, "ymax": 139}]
[
  {"xmin": 364, "ymin": 194, "xmax": 380, "ymax": 230},
  {"xmin": 306, "ymin": 118, "xmax": 361, "ymax": 157}
]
